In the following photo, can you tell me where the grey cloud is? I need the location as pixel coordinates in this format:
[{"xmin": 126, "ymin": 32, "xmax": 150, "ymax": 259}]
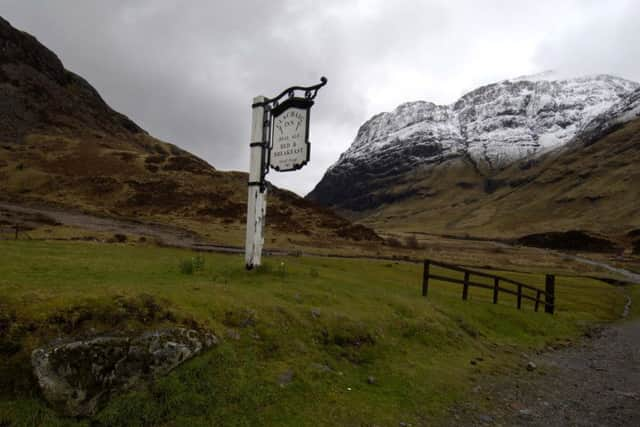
[
  {"xmin": 533, "ymin": 0, "xmax": 640, "ymax": 83},
  {"xmin": 1, "ymin": 0, "xmax": 638, "ymax": 195}
]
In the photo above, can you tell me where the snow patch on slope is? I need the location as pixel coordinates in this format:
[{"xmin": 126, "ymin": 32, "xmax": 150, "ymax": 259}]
[{"xmin": 328, "ymin": 73, "xmax": 639, "ymax": 173}]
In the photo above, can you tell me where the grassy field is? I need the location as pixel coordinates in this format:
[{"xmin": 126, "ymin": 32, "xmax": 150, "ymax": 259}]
[{"xmin": 0, "ymin": 240, "xmax": 628, "ymax": 426}]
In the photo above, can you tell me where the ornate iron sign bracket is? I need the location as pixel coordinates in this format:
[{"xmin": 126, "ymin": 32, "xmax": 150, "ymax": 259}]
[
  {"xmin": 250, "ymin": 76, "xmax": 327, "ymax": 190},
  {"xmin": 252, "ymin": 76, "xmax": 328, "ymax": 110}
]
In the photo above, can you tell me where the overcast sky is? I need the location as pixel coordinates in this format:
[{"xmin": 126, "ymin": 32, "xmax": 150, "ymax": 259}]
[{"xmin": 2, "ymin": 0, "xmax": 639, "ymax": 195}]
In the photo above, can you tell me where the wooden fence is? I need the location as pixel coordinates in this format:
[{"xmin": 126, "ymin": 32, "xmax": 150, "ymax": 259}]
[
  {"xmin": 0, "ymin": 224, "xmax": 31, "ymax": 240},
  {"xmin": 421, "ymin": 259, "xmax": 555, "ymax": 314}
]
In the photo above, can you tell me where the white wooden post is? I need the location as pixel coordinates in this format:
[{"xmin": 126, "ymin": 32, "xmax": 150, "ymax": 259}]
[{"xmin": 245, "ymin": 96, "xmax": 267, "ymax": 269}]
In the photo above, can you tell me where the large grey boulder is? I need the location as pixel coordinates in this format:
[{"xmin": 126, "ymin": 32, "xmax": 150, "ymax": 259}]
[{"xmin": 31, "ymin": 328, "xmax": 217, "ymax": 417}]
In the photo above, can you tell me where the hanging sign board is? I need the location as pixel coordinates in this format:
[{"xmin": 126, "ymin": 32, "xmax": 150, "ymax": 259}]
[
  {"xmin": 269, "ymin": 97, "xmax": 313, "ymax": 172},
  {"xmin": 245, "ymin": 77, "xmax": 326, "ymax": 270}
]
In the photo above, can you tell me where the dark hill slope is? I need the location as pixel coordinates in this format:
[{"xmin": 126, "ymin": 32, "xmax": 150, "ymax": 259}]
[
  {"xmin": 0, "ymin": 16, "xmax": 143, "ymax": 141},
  {"xmin": 0, "ymin": 16, "xmax": 378, "ymax": 248}
]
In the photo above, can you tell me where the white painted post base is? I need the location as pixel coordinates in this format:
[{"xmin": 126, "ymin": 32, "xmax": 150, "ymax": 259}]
[
  {"xmin": 245, "ymin": 96, "xmax": 267, "ymax": 269},
  {"xmin": 245, "ymin": 185, "xmax": 266, "ymax": 268}
]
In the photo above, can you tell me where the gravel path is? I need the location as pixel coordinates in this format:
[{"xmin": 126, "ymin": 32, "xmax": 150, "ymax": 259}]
[
  {"xmin": 450, "ymin": 315, "xmax": 640, "ymax": 426},
  {"xmin": 565, "ymin": 254, "xmax": 640, "ymax": 284}
]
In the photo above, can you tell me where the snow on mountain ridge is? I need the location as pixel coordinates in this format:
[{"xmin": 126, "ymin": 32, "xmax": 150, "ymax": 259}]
[
  {"xmin": 330, "ymin": 73, "xmax": 639, "ymax": 172},
  {"xmin": 577, "ymin": 86, "xmax": 640, "ymax": 146}
]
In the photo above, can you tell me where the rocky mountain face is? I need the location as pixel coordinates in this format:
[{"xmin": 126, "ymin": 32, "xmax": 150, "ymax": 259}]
[
  {"xmin": 0, "ymin": 16, "xmax": 379, "ymax": 247},
  {"xmin": 308, "ymin": 72, "xmax": 639, "ymax": 212},
  {"xmin": 577, "ymin": 86, "xmax": 640, "ymax": 146},
  {"xmin": 0, "ymin": 16, "xmax": 144, "ymax": 142}
]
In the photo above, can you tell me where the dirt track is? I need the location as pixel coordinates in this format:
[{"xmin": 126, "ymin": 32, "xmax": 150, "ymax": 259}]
[
  {"xmin": 450, "ymin": 312, "xmax": 640, "ymax": 426},
  {"xmin": 0, "ymin": 201, "xmax": 245, "ymax": 253}
]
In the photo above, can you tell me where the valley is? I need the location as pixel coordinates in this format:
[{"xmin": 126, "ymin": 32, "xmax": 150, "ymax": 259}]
[{"xmin": 0, "ymin": 12, "xmax": 639, "ymax": 427}]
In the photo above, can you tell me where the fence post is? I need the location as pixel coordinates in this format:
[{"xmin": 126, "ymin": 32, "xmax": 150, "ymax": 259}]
[
  {"xmin": 462, "ymin": 272, "xmax": 470, "ymax": 300},
  {"xmin": 535, "ymin": 290, "xmax": 541, "ymax": 312},
  {"xmin": 545, "ymin": 274, "xmax": 555, "ymax": 314},
  {"xmin": 14, "ymin": 224, "xmax": 19, "ymax": 240},
  {"xmin": 493, "ymin": 278, "xmax": 499, "ymax": 304},
  {"xmin": 517, "ymin": 284, "xmax": 522, "ymax": 309},
  {"xmin": 422, "ymin": 260, "xmax": 430, "ymax": 297}
]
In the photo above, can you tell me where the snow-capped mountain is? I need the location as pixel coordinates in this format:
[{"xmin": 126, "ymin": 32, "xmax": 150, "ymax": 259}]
[
  {"xmin": 578, "ymin": 86, "xmax": 640, "ymax": 146},
  {"xmin": 308, "ymin": 73, "xmax": 639, "ymax": 209}
]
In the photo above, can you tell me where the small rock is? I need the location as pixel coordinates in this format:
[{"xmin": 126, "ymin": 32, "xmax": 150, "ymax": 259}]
[
  {"xmin": 278, "ymin": 369, "xmax": 295, "ymax": 387},
  {"xmin": 518, "ymin": 409, "xmax": 532, "ymax": 417},
  {"xmin": 478, "ymin": 414, "xmax": 493, "ymax": 423},
  {"xmin": 309, "ymin": 363, "xmax": 332, "ymax": 373},
  {"xmin": 367, "ymin": 376, "xmax": 376, "ymax": 385},
  {"xmin": 240, "ymin": 309, "xmax": 257, "ymax": 328},
  {"xmin": 310, "ymin": 308, "xmax": 321, "ymax": 319},
  {"xmin": 526, "ymin": 361, "xmax": 537, "ymax": 371},
  {"xmin": 226, "ymin": 328, "xmax": 240, "ymax": 340},
  {"xmin": 616, "ymin": 391, "xmax": 638, "ymax": 399}
]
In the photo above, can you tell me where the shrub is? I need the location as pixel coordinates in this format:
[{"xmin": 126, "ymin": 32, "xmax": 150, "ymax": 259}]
[
  {"xmin": 404, "ymin": 235, "xmax": 422, "ymax": 249},
  {"xmin": 179, "ymin": 259, "xmax": 194, "ymax": 275},
  {"xmin": 192, "ymin": 255, "xmax": 205, "ymax": 271},
  {"xmin": 178, "ymin": 256, "xmax": 204, "ymax": 275},
  {"xmin": 385, "ymin": 237, "xmax": 403, "ymax": 247}
]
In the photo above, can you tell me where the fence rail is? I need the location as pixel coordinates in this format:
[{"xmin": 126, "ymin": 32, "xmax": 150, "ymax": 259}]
[
  {"xmin": 422, "ymin": 259, "xmax": 555, "ymax": 314},
  {"xmin": 0, "ymin": 224, "xmax": 31, "ymax": 240}
]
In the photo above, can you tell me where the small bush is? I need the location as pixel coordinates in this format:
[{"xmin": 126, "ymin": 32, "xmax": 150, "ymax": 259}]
[
  {"xmin": 192, "ymin": 255, "xmax": 205, "ymax": 271},
  {"xmin": 385, "ymin": 237, "xmax": 403, "ymax": 247},
  {"xmin": 178, "ymin": 256, "xmax": 204, "ymax": 275},
  {"xmin": 404, "ymin": 235, "xmax": 422, "ymax": 249},
  {"xmin": 179, "ymin": 259, "xmax": 194, "ymax": 275},
  {"xmin": 114, "ymin": 233, "xmax": 127, "ymax": 243}
]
